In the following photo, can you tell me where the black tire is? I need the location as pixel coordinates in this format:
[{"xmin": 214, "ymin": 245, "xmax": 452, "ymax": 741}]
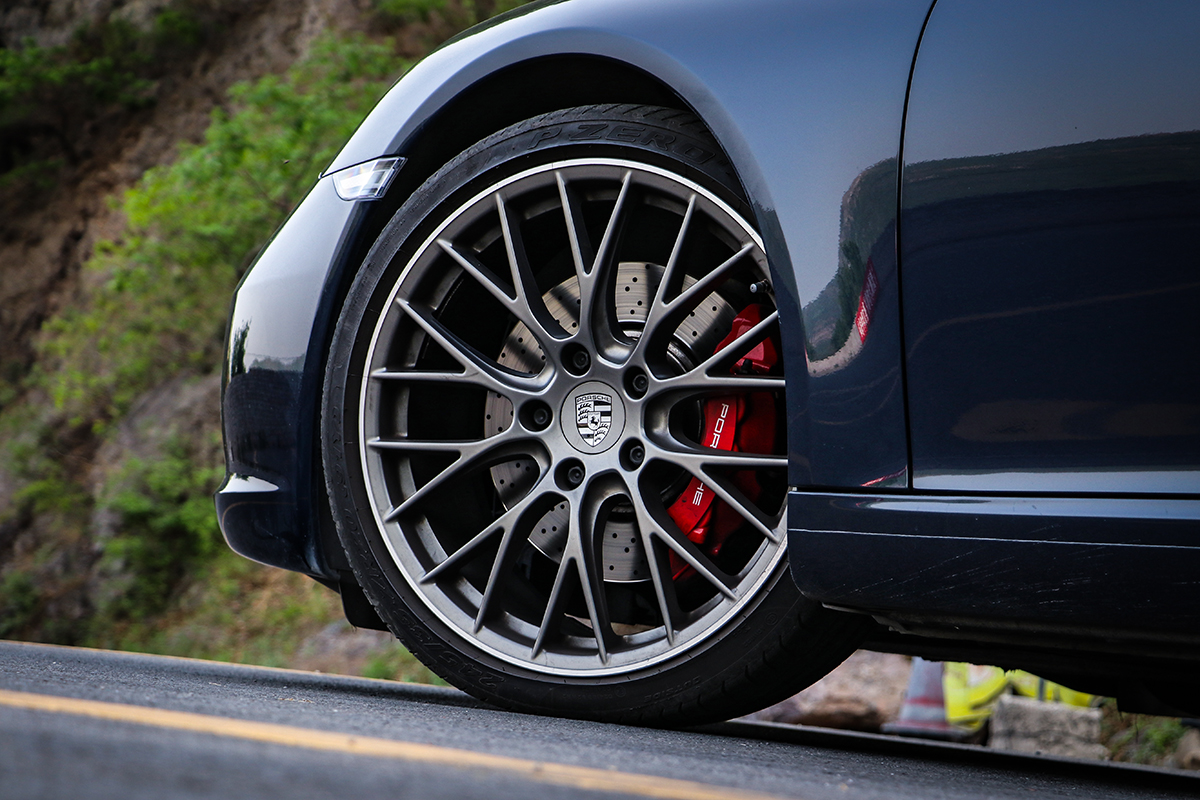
[{"xmin": 322, "ymin": 105, "xmax": 864, "ymax": 725}]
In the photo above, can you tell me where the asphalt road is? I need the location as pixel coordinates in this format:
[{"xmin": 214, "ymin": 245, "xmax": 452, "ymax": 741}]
[{"xmin": 0, "ymin": 640, "xmax": 1196, "ymax": 800}]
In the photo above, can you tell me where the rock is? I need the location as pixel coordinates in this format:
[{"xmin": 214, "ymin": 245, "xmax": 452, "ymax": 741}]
[
  {"xmin": 989, "ymin": 694, "xmax": 1107, "ymax": 759},
  {"xmin": 745, "ymin": 650, "xmax": 913, "ymax": 731},
  {"xmin": 1172, "ymin": 728, "xmax": 1200, "ymax": 771}
]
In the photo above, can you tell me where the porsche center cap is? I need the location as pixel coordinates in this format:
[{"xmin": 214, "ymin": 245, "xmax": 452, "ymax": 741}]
[{"xmin": 562, "ymin": 381, "xmax": 626, "ymax": 454}]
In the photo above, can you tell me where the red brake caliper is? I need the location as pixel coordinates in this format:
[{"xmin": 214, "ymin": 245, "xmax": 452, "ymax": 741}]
[{"xmin": 666, "ymin": 303, "xmax": 779, "ymax": 580}]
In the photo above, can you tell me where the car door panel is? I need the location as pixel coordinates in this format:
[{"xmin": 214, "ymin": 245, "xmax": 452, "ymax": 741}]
[{"xmin": 900, "ymin": 0, "xmax": 1200, "ymax": 493}]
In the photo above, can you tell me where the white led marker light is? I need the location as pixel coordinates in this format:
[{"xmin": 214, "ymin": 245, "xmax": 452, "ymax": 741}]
[{"xmin": 331, "ymin": 157, "xmax": 404, "ymax": 201}]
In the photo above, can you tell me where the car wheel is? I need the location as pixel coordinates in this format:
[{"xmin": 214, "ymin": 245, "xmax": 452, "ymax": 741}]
[{"xmin": 322, "ymin": 105, "xmax": 864, "ymax": 724}]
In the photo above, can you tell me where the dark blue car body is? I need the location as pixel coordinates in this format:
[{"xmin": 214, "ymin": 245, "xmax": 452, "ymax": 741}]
[{"xmin": 218, "ymin": 0, "xmax": 1200, "ymax": 711}]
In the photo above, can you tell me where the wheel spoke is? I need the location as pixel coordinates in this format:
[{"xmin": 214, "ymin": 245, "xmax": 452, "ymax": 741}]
[
  {"xmin": 368, "ymin": 437, "xmax": 495, "ymax": 454},
  {"xmin": 495, "ymin": 194, "xmax": 570, "ymax": 344},
  {"xmin": 673, "ymin": 467, "xmax": 784, "ymax": 545},
  {"xmin": 637, "ymin": 482, "xmax": 738, "ymax": 600},
  {"xmin": 420, "ymin": 527, "xmax": 499, "ymax": 584},
  {"xmin": 420, "ymin": 475, "xmax": 553, "ymax": 585},
  {"xmin": 636, "ymin": 193, "xmax": 696, "ymax": 356},
  {"xmin": 568, "ymin": 490, "xmax": 620, "ymax": 662},
  {"xmin": 577, "ymin": 170, "xmax": 634, "ymax": 358},
  {"xmin": 699, "ymin": 309, "xmax": 780, "ymax": 374},
  {"xmin": 589, "ymin": 170, "xmax": 632, "ymax": 278},
  {"xmin": 662, "ymin": 194, "xmax": 697, "ymax": 293},
  {"xmin": 652, "ymin": 445, "xmax": 787, "ymax": 473},
  {"xmin": 639, "ymin": 245, "xmax": 761, "ymax": 362},
  {"xmin": 531, "ymin": 554, "xmax": 577, "ymax": 659},
  {"xmin": 556, "ymin": 171, "xmax": 595, "ymax": 286},
  {"xmin": 654, "ymin": 529, "xmax": 738, "ymax": 600},
  {"xmin": 643, "ymin": 539, "xmax": 682, "ymax": 645},
  {"xmin": 472, "ymin": 485, "xmax": 559, "ymax": 632},
  {"xmin": 471, "ymin": 524, "xmax": 522, "ymax": 633},
  {"xmin": 625, "ymin": 481, "xmax": 681, "ymax": 644},
  {"xmin": 381, "ymin": 428, "xmax": 531, "ymax": 522},
  {"xmin": 370, "ymin": 367, "xmax": 502, "ymax": 390},
  {"xmin": 396, "ymin": 296, "xmax": 547, "ymax": 393},
  {"xmin": 436, "ymin": 238, "xmax": 515, "ymax": 306},
  {"xmin": 654, "ymin": 372, "xmax": 785, "ymax": 396},
  {"xmin": 667, "ymin": 242, "xmax": 755, "ymax": 315}
]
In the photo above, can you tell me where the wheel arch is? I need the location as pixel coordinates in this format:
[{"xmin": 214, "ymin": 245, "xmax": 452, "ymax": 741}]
[
  {"xmin": 373, "ymin": 55, "xmax": 693, "ymax": 211},
  {"xmin": 332, "ymin": 48, "xmax": 782, "ymax": 319}
]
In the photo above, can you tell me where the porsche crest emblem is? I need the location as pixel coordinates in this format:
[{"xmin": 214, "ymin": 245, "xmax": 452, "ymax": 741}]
[{"xmin": 575, "ymin": 393, "xmax": 613, "ymax": 447}]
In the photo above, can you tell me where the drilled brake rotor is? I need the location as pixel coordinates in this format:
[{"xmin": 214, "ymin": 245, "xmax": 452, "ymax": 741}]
[{"xmin": 485, "ymin": 261, "xmax": 736, "ymax": 582}]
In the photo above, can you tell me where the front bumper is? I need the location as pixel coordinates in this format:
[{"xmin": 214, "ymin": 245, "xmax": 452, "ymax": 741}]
[{"xmin": 216, "ymin": 178, "xmax": 368, "ymax": 580}]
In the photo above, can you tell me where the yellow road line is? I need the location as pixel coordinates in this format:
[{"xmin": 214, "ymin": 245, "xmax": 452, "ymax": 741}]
[{"xmin": 0, "ymin": 689, "xmax": 786, "ymax": 800}]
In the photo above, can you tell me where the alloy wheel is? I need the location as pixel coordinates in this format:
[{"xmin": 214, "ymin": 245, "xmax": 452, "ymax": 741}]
[{"xmin": 357, "ymin": 158, "xmax": 787, "ymax": 676}]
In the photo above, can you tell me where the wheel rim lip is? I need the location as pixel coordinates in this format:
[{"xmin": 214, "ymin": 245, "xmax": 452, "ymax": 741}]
[{"xmin": 356, "ymin": 156, "xmax": 785, "ymax": 678}]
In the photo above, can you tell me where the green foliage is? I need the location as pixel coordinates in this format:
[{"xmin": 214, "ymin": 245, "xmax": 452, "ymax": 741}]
[
  {"xmin": 98, "ymin": 435, "xmax": 224, "ymax": 619},
  {"xmin": 90, "ymin": 549, "xmax": 329, "ymax": 662},
  {"xmin": 0, "ymin": 26, "xmax": 149, "ymax": 123},
  {"xmin": 491, "ymin": 0, "xmax": 535, "ymax": 16},
  {"xmin": 0, "ymin": 156, "xmax": 63, "ymax": 191},
  {"xmin": 363, "ymin": 647, "xmax": 444, "ymax": 684},
  {"xmin": 375, "ymin": 0, "xmax": 451, "ymax": 23},
  {"xmin": 0, "ymin": 4, "xmax": 220, "ymax": 173},
  {"xmin": 0, "ymin": 572, "xmax": 38, "ymax": 638},
  {"xmin": 7, "ymin": 416, "xmax": 92, "ymax": 517},
  {"xmin": 151, "ymin": 7, "xmax": 208, "ymax": 49},
  {"xmin": 1100, "ymin": 700, "xmax": 1188, "ymax": 765},
  {"xmin": 1, "ymin": 14, "xmax": 479, "ymax": 682},
  {"xmin": 371, "ymin": 0, "xmax": 533, "ymax": 31},
  {"xmin": 39, "ymin": 34, "xmax": 409, "ymax": 424},
  {"xmin": 833, "ymin": 240, "xmax": 867, "ymax": 350}
]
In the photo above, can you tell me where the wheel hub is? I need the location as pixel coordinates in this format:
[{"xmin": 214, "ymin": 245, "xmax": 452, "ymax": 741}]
[{"xmin": 486, "ymin": 262, "xmax": 735, "ymax": 585}]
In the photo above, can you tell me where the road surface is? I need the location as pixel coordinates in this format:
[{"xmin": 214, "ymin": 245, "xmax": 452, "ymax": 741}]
[{"xmin": 0, "ymin": 640, "xmax": 1195, "ymax": 799}]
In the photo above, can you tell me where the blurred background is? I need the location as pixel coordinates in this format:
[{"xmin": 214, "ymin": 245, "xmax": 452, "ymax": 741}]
[{"xmin": 0, "ymin": 0, "xmax": 523, "ymax": 681}]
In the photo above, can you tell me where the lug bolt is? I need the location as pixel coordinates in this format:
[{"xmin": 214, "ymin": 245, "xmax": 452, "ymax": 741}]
[
  {"xmin": 555, "ymin": 458, "xmax": 586, "ymax": 490},
  {"xmin": 522, "ymin": 402, "xmax": 552, "ymax": 431},
  {"xmin": 626, "ymin": 369, "xmax": 649, "ymax": 399},
  {"xmin": 572, "ymin": 350, "xmax": 590, "ymax": 372},
  {"xmin": 566, "ymin": 465, "xmax": 585, "ymax": 487},
  {"xmin": 621, "ymin": 439, "xmax": 645, "ymax": 471}
]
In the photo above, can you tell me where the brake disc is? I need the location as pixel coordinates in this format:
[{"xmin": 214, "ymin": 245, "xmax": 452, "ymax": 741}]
[{"xmin": 485, "ymin": 262, "xmax": 736, "ymax": 582}]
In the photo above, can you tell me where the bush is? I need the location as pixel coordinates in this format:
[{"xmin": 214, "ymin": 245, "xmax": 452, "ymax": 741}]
[
  {"xmin": 0, "ymin": 572, "xmax": 38, "ymax": 638},
  {"xmin": 97, "ymin": 435, "xmax": 225, "ymax": 619},
  {"xmin": 0, "ymin": 3, "xmax": 226, "ymax": 175},
  {"xmin": 371, "ymin": 0, "xmax": 533, "ymax": 32}
]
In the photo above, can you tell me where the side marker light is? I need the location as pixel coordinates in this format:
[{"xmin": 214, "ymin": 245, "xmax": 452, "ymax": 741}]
[{"xmin": 331, "ymin": 157, "xmax": 404, "ymax": 201}]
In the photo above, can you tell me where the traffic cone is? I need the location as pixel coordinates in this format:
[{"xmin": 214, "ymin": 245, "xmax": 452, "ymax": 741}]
[{"xmin": 883, "ymin": 657, "xmax": 975, "ymax": 741}]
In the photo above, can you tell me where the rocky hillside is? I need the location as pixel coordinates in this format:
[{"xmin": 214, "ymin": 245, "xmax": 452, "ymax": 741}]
[{"xmin": 0, "ymin": 0, "xmax": 501, "ymax": 660}]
